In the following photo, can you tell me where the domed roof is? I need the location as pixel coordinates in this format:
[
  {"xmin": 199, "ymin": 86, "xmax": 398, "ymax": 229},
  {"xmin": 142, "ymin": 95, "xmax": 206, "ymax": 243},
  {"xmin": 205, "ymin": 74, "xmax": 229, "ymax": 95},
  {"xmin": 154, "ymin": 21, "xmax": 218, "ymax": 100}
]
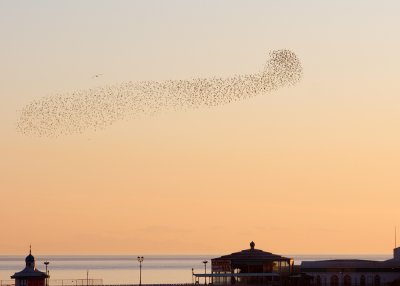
[
  {"xmin": 25, "ymin": 246, "xmax": 35, "ymax": 268},
  {"xmin": 25, "ymin": 253, "xmax": 35, "ymax": 264},
  {"xmin": 11, "ymin": 247, "xmax": 48, "ymax": 280},
  {"xmin": 212, "ymin": 241, "xmax": 292, "ymax": 262}
]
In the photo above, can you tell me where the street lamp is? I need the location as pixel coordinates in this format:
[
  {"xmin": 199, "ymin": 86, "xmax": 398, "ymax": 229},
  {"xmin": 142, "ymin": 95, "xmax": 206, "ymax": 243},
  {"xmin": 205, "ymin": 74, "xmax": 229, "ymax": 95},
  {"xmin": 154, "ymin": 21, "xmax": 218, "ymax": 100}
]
[
  {"xmin": 202, "ymin": 260, "xmax": 208, "ymax": 285},
  {"xmin": 44, "ymin": 261, "xmax": 50, "ymax": 286},
  {"xmin": 137, "ymin": 256, "xmax": 144, "ymax": 286}
]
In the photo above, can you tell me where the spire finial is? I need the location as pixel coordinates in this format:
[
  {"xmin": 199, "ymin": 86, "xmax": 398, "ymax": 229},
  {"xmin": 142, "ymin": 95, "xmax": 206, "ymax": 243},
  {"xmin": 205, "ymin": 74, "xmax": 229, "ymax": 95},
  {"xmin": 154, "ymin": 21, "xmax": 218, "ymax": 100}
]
[
  {"xmin": 395, "ymin": 227, "xmax": 397, "ymax": 248},
  {"xmin": 30, "ymin": 244, "xmax": 31, "ymax": 254},
  {"xmin": 250, "ymin": 241, "xmax": 255, "ymax": 250}
]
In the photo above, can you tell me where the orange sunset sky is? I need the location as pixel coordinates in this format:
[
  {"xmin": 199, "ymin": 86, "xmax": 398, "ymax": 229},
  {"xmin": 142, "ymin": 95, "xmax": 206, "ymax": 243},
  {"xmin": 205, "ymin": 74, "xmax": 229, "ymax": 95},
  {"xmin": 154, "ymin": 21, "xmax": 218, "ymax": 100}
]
[{"xmin": 1, "ymin": 1, "xmax": 400, "ymax": 255}]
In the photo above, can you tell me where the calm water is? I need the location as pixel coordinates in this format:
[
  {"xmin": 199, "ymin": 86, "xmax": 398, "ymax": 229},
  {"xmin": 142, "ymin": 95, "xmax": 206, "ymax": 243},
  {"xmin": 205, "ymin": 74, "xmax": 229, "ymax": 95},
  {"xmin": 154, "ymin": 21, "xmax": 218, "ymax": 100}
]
[{"xmin": 0, "ymin": 255, "xmax": 391, "ymax": 285}]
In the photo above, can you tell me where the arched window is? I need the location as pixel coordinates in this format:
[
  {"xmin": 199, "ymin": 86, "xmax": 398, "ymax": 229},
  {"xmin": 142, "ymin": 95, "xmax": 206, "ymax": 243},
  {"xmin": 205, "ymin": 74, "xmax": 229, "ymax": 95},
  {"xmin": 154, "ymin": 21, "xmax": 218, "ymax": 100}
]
[
  {"xmin": 374, "ymin": 275, "xmax": 381, "ymax": 286},
  {"xmin": 316, "ymin": 276, "xmax": 321, "ymax": 286},
  {"xmin": 331, "ymin": 275, "xmax": 339, "ymax": 286},
  {"xmin": 360, "ymin": 275, "xmax": 366, "ymax": 286},
  {"xmin": 344, "ymin": 275, "xmax": 352, "ymax": 286}
]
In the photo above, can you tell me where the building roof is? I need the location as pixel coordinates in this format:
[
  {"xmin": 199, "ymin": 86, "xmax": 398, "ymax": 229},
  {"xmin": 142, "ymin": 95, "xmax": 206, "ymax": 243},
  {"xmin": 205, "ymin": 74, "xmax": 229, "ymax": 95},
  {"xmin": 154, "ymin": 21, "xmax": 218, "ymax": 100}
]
[
  {"xmin": 212, "ymin": 241, "xmax": 292, "ymax": 262},
  {"xmin": 11, "ymin": 268, "xmax": 48, "ymax": 279},
  {"xmin": 25, "ymin": 254, "xmax": 35, "ymax": 264},
  {"xmin": 11, "ymin": 250, "xmax": 49, "ymax": 279}
]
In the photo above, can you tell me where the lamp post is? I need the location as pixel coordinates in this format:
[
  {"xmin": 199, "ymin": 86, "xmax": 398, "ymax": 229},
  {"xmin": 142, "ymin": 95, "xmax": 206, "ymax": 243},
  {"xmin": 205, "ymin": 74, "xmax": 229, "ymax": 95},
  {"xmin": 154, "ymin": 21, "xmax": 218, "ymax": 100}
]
[
  {"xmin": 44, "ymin": 261, "xmax": 49, "ymax": 286},
  {"xmin": 192, "ymin": 268, "xmax": 194, "ymax": 284},
  {"xmin": 86, "ymin": 270, "xmax": 89, "ymax": 286},
  {"xmin": 137, "ymin": 256, "xmax": 144, "ymax": 286},
  {"xmin": 202, "ymin": 260, "xmax": 208, "ymax": 285}
]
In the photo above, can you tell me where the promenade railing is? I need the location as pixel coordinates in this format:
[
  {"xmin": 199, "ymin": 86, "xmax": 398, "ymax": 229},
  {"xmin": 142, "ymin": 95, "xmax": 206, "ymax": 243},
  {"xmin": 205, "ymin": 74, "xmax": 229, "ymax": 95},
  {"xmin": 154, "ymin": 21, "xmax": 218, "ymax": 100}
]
[
  {"xmin": 0, "ymin": 280, "xmax": 14, "ymax": 286},
  {"xmin": 49, "ymin": 279, "xmax": 103, "ymax": 286},
  {"xmin": 0, "ymin": 283, "xmax": 208, "ymax": 286}
]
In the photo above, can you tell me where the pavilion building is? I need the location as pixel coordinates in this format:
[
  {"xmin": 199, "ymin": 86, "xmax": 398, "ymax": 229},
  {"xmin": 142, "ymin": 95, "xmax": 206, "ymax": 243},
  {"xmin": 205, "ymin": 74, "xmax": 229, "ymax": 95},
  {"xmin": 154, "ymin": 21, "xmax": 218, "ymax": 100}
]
[
  {"xmin": 11, "ymin": 249, "xmax": 49, "ymax": 286},
  {"xmin": 194, "ymin": 241, "xmax": 294, "ymax": 285}
]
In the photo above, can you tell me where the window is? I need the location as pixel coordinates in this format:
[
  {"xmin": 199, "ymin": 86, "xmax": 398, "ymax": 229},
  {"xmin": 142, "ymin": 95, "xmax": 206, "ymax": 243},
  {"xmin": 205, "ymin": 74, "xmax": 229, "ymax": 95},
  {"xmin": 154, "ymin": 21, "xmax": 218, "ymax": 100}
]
[
  {"xmin": 374, "ymin": 275, "xmax": 381, "ymax": 286},
  {"xmin": 316, "ymin": 276, "xmax": 321, "ymax": 286},
  {"xmin": 360, "ymin": 275, "xmax": 366, "ymax": 286},
  {"xmin": 331, "ymin": 275, "xmax": 339, "ymax": 286},
  {"xmin": 344, "ymin": 275, "xmax": 352, "ymax": 286}
]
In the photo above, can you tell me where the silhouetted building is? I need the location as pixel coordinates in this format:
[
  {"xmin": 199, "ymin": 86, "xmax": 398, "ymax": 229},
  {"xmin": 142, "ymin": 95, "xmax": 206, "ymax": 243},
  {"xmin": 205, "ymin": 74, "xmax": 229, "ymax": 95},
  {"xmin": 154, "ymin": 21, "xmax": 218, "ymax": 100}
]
[
  {"xmin": 194, "ymin": 241, "xmax": 294, "ymax": 285},
  {"xmin": 300, "ymin": 247, "xmax": 400, "ymax": 286},
  {"xmin": 11, "ymin": 249, "xmax": 49, "ymax": 286}
]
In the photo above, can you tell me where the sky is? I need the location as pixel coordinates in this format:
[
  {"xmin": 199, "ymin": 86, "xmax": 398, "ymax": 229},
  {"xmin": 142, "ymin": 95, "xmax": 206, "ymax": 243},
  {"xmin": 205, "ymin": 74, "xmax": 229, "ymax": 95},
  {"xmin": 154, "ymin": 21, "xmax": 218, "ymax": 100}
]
[{"xmin": 1, "ymin": 0, "xmax": 400, "ymax": 255}]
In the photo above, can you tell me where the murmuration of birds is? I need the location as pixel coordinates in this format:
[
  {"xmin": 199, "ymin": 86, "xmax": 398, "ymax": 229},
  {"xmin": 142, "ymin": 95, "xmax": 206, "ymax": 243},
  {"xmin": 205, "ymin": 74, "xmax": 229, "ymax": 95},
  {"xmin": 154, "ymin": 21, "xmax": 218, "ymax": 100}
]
[{"xmin": 17, "ymin": 50, "xmax": 303, "ymax": 137}]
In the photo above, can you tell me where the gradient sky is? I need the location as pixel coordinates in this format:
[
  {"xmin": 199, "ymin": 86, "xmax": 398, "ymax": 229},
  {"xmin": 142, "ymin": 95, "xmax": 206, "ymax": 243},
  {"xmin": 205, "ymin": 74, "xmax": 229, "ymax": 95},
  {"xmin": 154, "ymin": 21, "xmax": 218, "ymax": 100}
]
[{"xmin": 1, "ymin": 0, "xmax": 400, "ymax": 255}]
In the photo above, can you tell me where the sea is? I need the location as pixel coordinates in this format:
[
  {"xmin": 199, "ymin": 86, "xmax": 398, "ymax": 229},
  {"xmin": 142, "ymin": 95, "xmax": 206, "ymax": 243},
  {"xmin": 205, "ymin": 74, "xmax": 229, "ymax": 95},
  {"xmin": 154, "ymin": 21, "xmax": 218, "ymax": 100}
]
[{"xmin": 0, "ymin": 255, "xmax": 391, "ymax": 285}]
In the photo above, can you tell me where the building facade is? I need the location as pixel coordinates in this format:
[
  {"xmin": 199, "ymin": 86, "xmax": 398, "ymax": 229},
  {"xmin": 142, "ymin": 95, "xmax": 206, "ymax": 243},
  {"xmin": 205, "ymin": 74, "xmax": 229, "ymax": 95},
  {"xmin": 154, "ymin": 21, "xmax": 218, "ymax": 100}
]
[{"xmin": 300, "ymin": 248, "xmax": 400, "ymax": 286}]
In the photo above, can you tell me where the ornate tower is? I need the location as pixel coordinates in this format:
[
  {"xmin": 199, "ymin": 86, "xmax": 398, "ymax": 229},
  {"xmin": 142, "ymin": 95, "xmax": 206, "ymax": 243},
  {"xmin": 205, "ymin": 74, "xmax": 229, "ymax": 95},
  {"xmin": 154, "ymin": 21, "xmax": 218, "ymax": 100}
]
[{"xmin": 11, "ymin": 248, "xmax": 49, "ymax": 286}]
